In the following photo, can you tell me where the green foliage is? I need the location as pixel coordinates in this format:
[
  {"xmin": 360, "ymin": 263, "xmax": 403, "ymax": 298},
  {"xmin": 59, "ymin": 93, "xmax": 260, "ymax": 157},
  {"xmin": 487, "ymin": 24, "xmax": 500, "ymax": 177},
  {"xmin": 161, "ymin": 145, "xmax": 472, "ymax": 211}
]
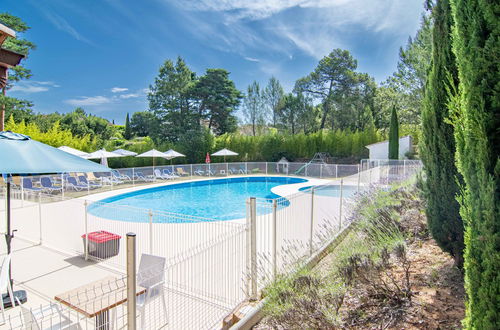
[
  {"xmin": 449, "ymin": 0, "xmax": 500, "ymax": 327},
  {"xmin": 191, "ymin": 68, "xmax": 242, "ymax": 135},
  {"xmin": 148, "ymin": 57, "xmax": 198, "ymax": 142},
  {"xmin": 0, "ymin": 12, "xmax": 36, "ymax": 83},
  {"xmin": 123, "ymin": 113, "xmax": 132, "ymax": 140},
  {"xmin": 263, "ymin": 77, "xmax": 284, "ymax": 127},
  {"xmin": 375, "ymin": 15, "xmax": 432, "ymax": 127},
  {"xmin": 242, "ymin": 81, "xmax": 266, "ymax": 136},
  {"xmin": 388, "ymin": 106, "xmax": 399, "ymax": 159},
  {"xmin": 5, "ymin": 115, "xmax": 99, "ymax": 151},
  {"xmin": 295, "ymin": 49, "xmax": 376, "ymax": 131},
  {"xmin": 130, "ymin": 111, "xmax": 157, "ymax": 137},
  {"xmin": 420, "ymin": 0, "xmax": 463, "ymax": 266}
]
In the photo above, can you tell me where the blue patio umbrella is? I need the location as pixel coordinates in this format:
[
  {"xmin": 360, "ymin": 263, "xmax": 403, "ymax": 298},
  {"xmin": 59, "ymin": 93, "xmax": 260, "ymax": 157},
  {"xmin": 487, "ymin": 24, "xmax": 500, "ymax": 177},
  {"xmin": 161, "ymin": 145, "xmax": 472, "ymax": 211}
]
[{"xmin": 0, "ymin": 131, "xmax": 111, "ymax": 306}]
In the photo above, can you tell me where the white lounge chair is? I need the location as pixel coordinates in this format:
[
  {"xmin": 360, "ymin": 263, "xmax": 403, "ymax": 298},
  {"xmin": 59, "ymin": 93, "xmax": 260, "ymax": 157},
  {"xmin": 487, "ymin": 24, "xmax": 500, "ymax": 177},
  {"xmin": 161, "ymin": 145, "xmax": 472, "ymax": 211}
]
[{"xmin": 18, "ymin": 302, "xmax": 81, "ymax": 330}]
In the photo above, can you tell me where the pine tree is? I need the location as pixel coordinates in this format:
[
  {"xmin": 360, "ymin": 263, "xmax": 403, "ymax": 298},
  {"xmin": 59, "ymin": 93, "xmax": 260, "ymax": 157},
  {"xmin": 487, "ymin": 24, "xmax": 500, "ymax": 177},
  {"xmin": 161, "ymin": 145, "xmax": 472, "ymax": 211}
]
[
  {"xmin": 388, "ymin": 106, "xmax": 399, "ymax": 159},
  {"xmin": 421, "ymin": 0, "xmax": 464, "ymax": 267},
  {"xmin": 124, "ymin": 113, "xmax": 132, "ymax": 140},
  {"xmin": 450, "ymin": 0, "xmax": 500, "ymax": 327}
]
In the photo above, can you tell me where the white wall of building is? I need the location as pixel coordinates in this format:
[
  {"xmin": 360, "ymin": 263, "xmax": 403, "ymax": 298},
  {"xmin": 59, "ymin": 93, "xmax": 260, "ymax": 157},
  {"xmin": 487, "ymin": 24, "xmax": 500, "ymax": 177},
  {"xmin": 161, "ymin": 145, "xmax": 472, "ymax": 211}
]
[{"xmin": 366, "ymin": 136, "xmax": 413, "ymax": 160}]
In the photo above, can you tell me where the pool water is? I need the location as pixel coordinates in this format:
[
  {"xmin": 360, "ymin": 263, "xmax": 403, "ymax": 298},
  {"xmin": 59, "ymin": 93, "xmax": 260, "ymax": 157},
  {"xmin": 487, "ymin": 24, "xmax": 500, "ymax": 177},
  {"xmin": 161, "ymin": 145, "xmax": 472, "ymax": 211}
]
[
  {"xmin": 299, "ymin": 185, "xmax": 358, "ymax": 198},
  {"xmin": 88, "ymin": 176, "xmax": 307, "ymax": 222}
]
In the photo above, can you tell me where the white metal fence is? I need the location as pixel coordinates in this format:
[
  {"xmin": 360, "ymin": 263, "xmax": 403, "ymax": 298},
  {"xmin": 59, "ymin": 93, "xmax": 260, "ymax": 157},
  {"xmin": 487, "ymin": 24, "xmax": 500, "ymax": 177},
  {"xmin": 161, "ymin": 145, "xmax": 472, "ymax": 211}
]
[{"xmin": 0, "ymin": 160, "xmax": 422, "ymax": 329}]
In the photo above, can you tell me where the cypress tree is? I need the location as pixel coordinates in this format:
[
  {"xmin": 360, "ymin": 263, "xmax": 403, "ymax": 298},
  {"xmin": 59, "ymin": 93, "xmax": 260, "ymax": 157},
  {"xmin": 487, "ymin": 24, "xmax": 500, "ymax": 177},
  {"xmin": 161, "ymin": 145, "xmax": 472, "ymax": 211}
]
[
  {"xmin": 450, "ymin": 0, "xmax": 500, "ymax": 327},
  {"xmin": 421, "ymin": 0, "xmax": 464, "ymax": 267},
  {"xmin": 388, "ymin": 106, "xmax": 399, "ymax": 159},
  {"xmin": 124, "ymin": 113, "xmax": 132, "ymax": 140}
]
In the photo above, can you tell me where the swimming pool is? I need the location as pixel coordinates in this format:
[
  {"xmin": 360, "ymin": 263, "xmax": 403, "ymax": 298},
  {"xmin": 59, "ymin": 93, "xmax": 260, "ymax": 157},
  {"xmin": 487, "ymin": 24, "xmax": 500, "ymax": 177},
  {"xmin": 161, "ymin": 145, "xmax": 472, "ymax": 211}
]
[
  {"xmin": 88, "ymin": 176, "xmax": 307, "ymax": 222},
  {"xmin": 299, "ymin": 184, "xmax": 358, "ymax": 198}
]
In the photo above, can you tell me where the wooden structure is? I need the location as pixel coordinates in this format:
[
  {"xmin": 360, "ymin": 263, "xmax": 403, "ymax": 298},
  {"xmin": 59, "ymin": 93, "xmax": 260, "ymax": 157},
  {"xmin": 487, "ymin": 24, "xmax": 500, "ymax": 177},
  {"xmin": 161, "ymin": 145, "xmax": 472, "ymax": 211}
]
[{"xmin": 0, "ymin": 22, "xmax": 25, "ymax": 130}]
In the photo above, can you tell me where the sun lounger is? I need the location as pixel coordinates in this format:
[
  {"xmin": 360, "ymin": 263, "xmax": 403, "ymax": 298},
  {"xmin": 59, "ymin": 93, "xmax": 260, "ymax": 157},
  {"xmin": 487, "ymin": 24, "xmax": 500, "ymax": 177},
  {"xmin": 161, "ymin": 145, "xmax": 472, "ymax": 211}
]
[
  {"xmin": 176, "ymin": 167, "xmax": 189, "ymax": 176},
  {"xmin": 66, "ymin": 176, "xmax": 88, "ymax": 191},
  {"xmin": 78, "ymin": 175, "xmax": 101, "ymax": 189},
  {"xmin": 162, "ymin": 169, "xmax": 179, "ymax": 178},
  {"xmin": 112, "ymin": 170, "xmax": 131, "ymax": 181},
  {"xmin": 154, "ymin": 169, "xmax": 174, "ymax": 180},
  {"xmin": 40, "ymin": 177, "xmax": 62, "ymax": 193},
  {"xmin": 22, "ymin": 178, "xmax": 42, "ymax": 192},
  {"xmin": 135, "ymin": 172, "xmax": 155, "ymax": 182}
]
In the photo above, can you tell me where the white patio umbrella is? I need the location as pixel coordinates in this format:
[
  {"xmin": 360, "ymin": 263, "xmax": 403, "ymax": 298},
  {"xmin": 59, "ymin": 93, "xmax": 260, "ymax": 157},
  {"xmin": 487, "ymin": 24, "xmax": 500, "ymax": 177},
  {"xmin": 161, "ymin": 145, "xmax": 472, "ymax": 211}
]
[
  {"xmin": 87, "ymin": 148, "xmax": 124, "ymax": 166},
  {"xmin": 136, "ymin": 149, "xmax": 170, "ymax": 169},
  {"xmin": 163, "ymin": 149, "xmax": 185, "ymax": 164},
  {"xmin": 57, "ymin": 146, "xmax": 90, "ymax": 159},
  {"xmin": 113, "ymin": 148, "xmax": 138, "ymax": 157},
  {"xmin": 211, "ymin": 148, "xmax": 238, "ymax": 162}
]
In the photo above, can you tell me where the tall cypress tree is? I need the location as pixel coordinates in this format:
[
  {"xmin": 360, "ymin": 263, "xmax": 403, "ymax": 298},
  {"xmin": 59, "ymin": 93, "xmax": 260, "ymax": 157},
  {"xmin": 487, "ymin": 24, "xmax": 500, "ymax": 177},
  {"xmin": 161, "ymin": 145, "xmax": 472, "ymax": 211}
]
[
  {"xmin": 388, "ymin": 106, "xmax": 399, "ymax": 159},
  {"xmin": 421, "ymin": 0, "xmax": 464, "ymax": 267},
  {"xmin": 124, "ymin": 113, "xmax": 132, "ymax": 140},
  {"xmin": 450, "ymin": 0, "xmax": 499, "ymax": 327}
]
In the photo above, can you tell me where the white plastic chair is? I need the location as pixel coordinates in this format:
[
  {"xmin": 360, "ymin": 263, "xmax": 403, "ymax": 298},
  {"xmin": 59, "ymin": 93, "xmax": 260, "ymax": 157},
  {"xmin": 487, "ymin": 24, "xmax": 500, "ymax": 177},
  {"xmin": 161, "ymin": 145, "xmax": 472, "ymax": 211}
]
[
  {"xmin": 19, "ymin": 302, "xmax": 81, "ymax": 330},
  {"xmin": 136, "ymin": 254, "xmax": 167, "ymax": 329},
  {"xmin": 0, "ymin": 254, "xmax": 15, "ymax": 325}
]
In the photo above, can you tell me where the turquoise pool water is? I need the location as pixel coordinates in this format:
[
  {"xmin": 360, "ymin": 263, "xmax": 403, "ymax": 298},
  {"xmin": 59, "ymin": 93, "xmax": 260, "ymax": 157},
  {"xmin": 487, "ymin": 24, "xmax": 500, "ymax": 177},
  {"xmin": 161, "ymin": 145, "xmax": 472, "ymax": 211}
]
[
  {"xmin": 88, "ymin": 176, "xmax": 307, "ymax": 222},
  {"xmin": 299, "ymin": 185, "xmax": 358, "ymax": 198}
]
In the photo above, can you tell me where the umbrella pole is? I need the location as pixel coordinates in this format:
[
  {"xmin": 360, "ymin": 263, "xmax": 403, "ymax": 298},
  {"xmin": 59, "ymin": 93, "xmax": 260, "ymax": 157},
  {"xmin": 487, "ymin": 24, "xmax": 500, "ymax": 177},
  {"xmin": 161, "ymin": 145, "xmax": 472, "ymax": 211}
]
[{"xmin": 3, "ymin": 181, "xmax": 27, "ymax": 307}]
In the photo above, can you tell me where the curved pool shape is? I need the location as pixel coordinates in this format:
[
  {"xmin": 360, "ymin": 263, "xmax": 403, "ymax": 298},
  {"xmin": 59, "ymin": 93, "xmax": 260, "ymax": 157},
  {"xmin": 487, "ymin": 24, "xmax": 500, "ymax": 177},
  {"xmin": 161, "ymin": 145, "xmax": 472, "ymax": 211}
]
[
  {"xmin": 89, "ymin": 176, "xmax": 307, "ymax": 223},
  {"xmin": 299, "ymin": 185, "xmax": 358, "ymax": 198}
]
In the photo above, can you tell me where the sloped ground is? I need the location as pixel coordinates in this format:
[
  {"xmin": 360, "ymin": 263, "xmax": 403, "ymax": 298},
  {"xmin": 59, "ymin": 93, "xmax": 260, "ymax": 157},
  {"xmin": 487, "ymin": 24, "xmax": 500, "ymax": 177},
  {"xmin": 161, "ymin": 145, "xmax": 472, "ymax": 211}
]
[{"xmin": 256, "ymin": 183, "xmax": 465, "ymax": 329}]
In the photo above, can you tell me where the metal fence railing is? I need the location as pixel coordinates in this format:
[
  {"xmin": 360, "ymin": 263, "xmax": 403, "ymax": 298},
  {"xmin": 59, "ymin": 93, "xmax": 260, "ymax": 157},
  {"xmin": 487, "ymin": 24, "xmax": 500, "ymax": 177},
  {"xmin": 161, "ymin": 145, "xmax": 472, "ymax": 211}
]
[{"xmin": 0, "ymin": 159, "xmax": 423, "ymax": 329}]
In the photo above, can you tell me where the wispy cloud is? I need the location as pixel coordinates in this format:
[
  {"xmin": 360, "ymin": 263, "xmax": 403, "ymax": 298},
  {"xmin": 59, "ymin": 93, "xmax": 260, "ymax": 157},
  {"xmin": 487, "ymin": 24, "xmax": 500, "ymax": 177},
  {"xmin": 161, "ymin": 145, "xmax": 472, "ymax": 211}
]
[
  {"xmin": 111, "ymin": 87, "xmax": 129, "ymax": 93},
  {"xmin": 170, "ymin": 0, "xmax": 423, "ymax": 61},
  {"xmin": 244, "ymin": 57, "xmax": 260, "ymax": 62},
  {"xmin": 9, "ymin": 81, "xmax": 60, "ymax": 93},
  {"xmin": 65, "ymin": 96, "xmax": 112, "ymax": 106},
  {"xmin": 119, "ymin": 93, "xmax": 139, "ymax": 99},
  {"xmin": 38, "ymin": 7, "xmax": 93, "ymax": 44}
]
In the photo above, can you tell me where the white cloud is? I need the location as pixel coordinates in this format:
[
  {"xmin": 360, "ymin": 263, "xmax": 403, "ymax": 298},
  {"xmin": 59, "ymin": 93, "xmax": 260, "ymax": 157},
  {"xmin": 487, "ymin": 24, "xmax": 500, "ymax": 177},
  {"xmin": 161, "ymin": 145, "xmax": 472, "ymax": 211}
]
[
  {"xmin": 172, "ymin": 0, "xmax": 423, "ymax": 60},
  {"xmin": 244, "ymin": 56, "xmax": 260, "ymax": 62},
  {"xmin": 9, "ymin": 81, "xmax": 59, "ymax": 93},
  {"xmin": 119, "ymin": 93, "xmax": 139, "ymax": 99},
  {"xmin": 41, "ymin": 9, "xmax": 93, "ymax": 44},
  {"xmin": 65, "ymin": 96, "xmax": 112, "ymax": 106},
  {"xmin": 111, "ymin": 87, "xmax": 129, "ymax": 93}
]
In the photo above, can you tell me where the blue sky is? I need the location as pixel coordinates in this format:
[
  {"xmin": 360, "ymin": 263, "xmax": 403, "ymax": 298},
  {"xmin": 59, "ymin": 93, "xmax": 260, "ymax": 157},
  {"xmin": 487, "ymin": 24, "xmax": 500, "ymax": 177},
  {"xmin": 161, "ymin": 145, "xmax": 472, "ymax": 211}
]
[{"xmin": 4, "ymin": 0, "xmax": 425, "ymax": 124}]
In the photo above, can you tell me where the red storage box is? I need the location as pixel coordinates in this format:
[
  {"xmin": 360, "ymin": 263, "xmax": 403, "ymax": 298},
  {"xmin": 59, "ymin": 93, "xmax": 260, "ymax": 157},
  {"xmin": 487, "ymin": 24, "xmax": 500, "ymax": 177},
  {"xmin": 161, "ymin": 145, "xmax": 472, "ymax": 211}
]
[{"xmin": 82, "ymin": 231, "xmax": 121, "ymax": 259}]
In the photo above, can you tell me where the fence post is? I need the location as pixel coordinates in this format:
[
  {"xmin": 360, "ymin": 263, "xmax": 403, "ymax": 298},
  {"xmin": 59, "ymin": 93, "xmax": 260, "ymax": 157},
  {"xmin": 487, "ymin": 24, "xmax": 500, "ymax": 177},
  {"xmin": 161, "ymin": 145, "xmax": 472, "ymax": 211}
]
[
  {"xmin": 190, "ymin": 164, "xmax": 193, "ymax": 178},
  {"xmin": 357, "ymin": 164, "xmax": 361, "ymax": 192},
  {"xmin": 335, "ymin": 164, "xmax": 338, "ymax": 178},
  {"xmin": 21, "ymin": 179, "xmax": 24, "ymax": 206},
  {"xmin": 245, "ymin": 162, "xmax": 248, "ymax": 175},
  {"xmin": 247, "ymin": 197, "xmax": 257, "ymax": 299},
  {"xmin": 84, "ymin": 200, "xmax": 89, "ymax": 261},
  {"xmin": 320, "ymin": 164, "xmax": 323, "ymax": 178},
  {"xmin": 227, "ymin": 162, "xmax": 229, "ymax": 177},
  {"xmin": 126, "ymin": 233, "xmax": 137, "ymax": 330},
  {"xmin": 403, "ymin": 159, "xmax": 406, "ymax": 178},
  {"xmin": 148, "ymin": 209, "xmax": 153, "ymax": 254},
  {"xmin": 339, "ymin": 179, "xmax": 343, "ymax": 230},
  {"xmin": 38, "ymin": 192, "xmax": 42, "ymax": 245},
  {"xmin": 305, "ymin": 164, "xmax": 308, "ymax": 177},
  {"xmin": 61, "ymin": 174, "xmax": 64, "ymax": 200},
  {"xmin": 132, "ymin": 168, "xmax": 135, "ymax": 186},
  {"xmin": 272, "ymin": 199, "xmax": 277, "ymax": 280},
  {"xmin": 309, "ymin": 187, "xmax": 315, "ymax": 256}
]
